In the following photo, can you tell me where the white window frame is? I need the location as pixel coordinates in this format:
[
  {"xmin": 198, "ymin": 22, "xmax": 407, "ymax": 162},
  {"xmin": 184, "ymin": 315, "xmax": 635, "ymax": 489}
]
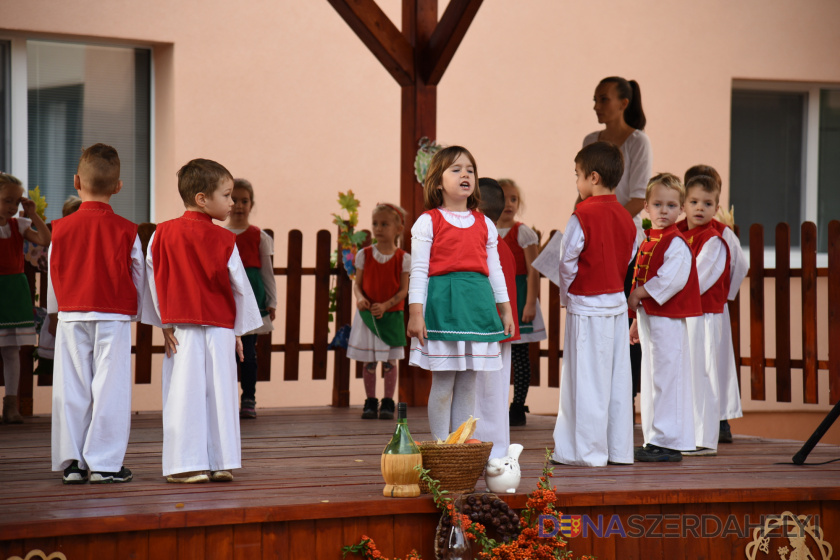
[
  {"xmin": 0, "ymin": 32, "xmax": 155, "ymax": 222},
  {"xmin": 731, "ymin": 79, "xmax": 837, "ymax": 268}
]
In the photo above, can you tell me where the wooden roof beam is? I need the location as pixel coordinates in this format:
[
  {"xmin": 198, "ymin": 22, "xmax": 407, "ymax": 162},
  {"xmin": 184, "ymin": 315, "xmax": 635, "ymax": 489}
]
[
  {"xmin": 327, "ymin": 0, "xmax": 415, "ymax": 87},
  {"xmin": 422, "ymin": 0, "xmax": 483, "ymax": 85}
]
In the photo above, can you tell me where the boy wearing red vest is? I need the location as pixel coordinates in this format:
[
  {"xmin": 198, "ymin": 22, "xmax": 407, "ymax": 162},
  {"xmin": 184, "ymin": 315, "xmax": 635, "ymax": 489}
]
[
  {"xmin": 473, "ymin": 178, "xmax": 520, "ymax": 460},
  {"xmin": 142, "ymin": 159, "xmax": 262, "ymax": 483},
  {"xmin": 629, "ymin": 173, "xmax": 703, "ymax": 462},
  {"xmin": 551, "ymin": 142, "xmax": 637, "ymax": 467},
  {"xmin": 678, "ymin": 175, "xmax": 730, "ymax": 456},
  {"xmin": 48, "ymin": 144, "xmax": 145, "ymax": 484}
]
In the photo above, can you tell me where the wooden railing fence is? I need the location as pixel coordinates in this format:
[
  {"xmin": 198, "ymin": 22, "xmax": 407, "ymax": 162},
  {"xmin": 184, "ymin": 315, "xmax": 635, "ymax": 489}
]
[{"xmin": 2, "ymin": 220, "xmax": 839, "ymax": 415}]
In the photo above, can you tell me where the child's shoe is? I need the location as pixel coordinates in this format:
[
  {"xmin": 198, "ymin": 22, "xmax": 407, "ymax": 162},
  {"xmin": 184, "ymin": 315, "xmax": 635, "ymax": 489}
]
[
  {"xmin": 240, "ymin": 399, "xmax": 257, "ymax": 420},
  {"xmin": 634, "ymin": 444, "xmax": 683, "ymax": 462},
  {"xmin": 210, "ymin": 470, "xmax": 234, "ymax": 482},
  {"xmin": 719, "ymin": 420, "xmax": 733, "ymax": 443},
  {"xmin": 91, "ymin": 466, "xmax": 133, "ymax": 484},
  {"xmin": 509, "ymin": 403, "xmax": 528, "ymax": 427},
  {"xmin": 166, "ymin": 471, "xmax": 210, "ymax": 483},
  {"xmin": 62, "ymin": 460, "xmax": 89, "ymax": 484},
  {"xmin": 681, "ymin": 448, "xmax": 717, "ymax": 457},
  {"xmin": 361, "ymin": 398, "xmax": 378, "ymax": 419},
  {"xmin": 3, "ymin": 395, "xmax": 23, "ymax": 424},
  {"xmin": 379, "ymin": 398, "xmax": 395, "ymax": 420}
]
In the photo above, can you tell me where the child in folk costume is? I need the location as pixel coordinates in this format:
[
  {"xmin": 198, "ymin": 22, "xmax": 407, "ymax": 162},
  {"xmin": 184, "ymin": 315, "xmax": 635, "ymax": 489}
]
[
  {"xmin": 347, "ymin": 203, "xmax": 410, "ymax": 420},
  {"xmin": 473, "ymin": 178, "xmax": 520, "ymax": 460},
  {"xmin": 407, "ymin": 146, "xmax": 515, "ymax": 442},
  {"xmin": 496, "ymin": 178, "xmax": 547, "ymax": 427},
  {"xmin": 629, "ymin": 173, "xmax": 702, "ymax": 462},
  {"xmin": 683, "ymin": 165, "xmax": 746, "ymax": 444},
  {"xmin": 49, "ymin": 144, "xmax": 144, "ymax": 484},
  {"xmin": 551, "ymin": 142, "xmax": 637, "ymax": 467},
  {"xmin": 142, "ymin": 159, "xmax": 262, "ymax": 483},
  {"xmin": 0, "ymin": 172, "xmax": 51, "ymax": 424},
  {"xmin": 225, "ymin": 179, "xmax": 277, "ymax": 420},
  {"xmin": 677, "ymin": 174, "xmax": 730, "ymax": 456}
]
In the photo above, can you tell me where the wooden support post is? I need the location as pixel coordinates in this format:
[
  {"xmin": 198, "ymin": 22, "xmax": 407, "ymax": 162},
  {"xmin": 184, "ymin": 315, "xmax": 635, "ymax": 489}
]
[
  {"xmin": 801, "ymin": 222, "xmax": 818, "ymax": 403},
  {"xmin": 774, "ymin": 223, "xmax": 791, "ymax": 402},
  {"xmin": 749, "ymin": 224, "xmax": 765, "ymax": 400},
  {"xmin": 828, "ymin": 220, "xmax": 840, "ymax": 405}
]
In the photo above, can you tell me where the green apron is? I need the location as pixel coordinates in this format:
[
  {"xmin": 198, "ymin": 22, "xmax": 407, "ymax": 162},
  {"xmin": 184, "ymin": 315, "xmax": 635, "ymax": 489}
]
[
  {"xmin": 425, "ymin": 271, "xmax": 506, "ymax": 343},
  {"xmin": 245, "ymin": 268, "xmax": 270, "ymax": 318},
  {"xmin": 360, "ymin": 310, "xmax": 407, "ymax": 347},
  {"xmin": 515, "ymin": 274, "xmax": 534, "ymax": 334},
  {"xmin": 0, "ymin": 274, "xmax": 34, "ymax": 329}
]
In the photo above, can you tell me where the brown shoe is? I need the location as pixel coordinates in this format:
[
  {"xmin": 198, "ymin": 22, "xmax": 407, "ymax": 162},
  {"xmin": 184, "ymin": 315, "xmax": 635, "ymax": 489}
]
[
  {"xmin": 166, "ymin": 471, "xmax": 210, "ymax": 483},
  {"xmin": 210, "ymin": 470, "xmax": 234, "ymax": 482},
  {"xmin": 3, "ymin": 395, "xmax": 23, "ymax": 424}
]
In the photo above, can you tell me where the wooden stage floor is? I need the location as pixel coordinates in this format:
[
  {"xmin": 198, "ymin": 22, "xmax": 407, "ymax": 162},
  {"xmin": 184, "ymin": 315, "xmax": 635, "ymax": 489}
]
[{"xmin": 2, "ymin": 407, "xmax": 839, "ymax": 559}]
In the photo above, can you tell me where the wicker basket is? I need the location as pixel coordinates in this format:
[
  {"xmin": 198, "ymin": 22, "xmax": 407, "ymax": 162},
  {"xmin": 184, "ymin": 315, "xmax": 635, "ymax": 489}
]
[{"xmin": 418, "ymin": 441, "xmax": 492, "ymax": 494}]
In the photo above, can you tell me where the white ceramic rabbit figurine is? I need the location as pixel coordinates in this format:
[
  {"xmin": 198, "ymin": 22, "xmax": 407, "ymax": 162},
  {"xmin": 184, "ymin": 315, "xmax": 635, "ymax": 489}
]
[{"xmin": 484, "ymin": 443, "xmax": 523, "ymax": 494}]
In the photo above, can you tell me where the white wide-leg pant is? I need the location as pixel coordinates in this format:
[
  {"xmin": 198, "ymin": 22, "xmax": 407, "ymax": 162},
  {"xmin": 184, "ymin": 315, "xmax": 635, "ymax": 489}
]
[
  {"xmin": 638, "ymin": 310, "xmax": 695, "ymax": 451},
  {"xmin": 474, "ymin": 342, "xmax": 511, "ymax": 459},
  {"xmin": 686, "ymin": 314, "xmax": 719, "ymax": 450},
  {"xmin": 718, "ymin": 304, "xmax": 744, "ymax": 420},
  {"xmin": 161, "ymin": 325, "xmax": 241, "ymax": 476},
  {"xmin": 51, "ymin": 320, "xmax": 132, "ymax": 472},
  {"xmin": 552, "ymin": 312, "xmax": 634, "ymax": 466}
]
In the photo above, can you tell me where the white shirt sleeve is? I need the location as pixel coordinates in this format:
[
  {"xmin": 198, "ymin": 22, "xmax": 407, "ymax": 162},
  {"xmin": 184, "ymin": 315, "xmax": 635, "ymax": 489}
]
[
  {"xmin": 16, "ymin": 216, "xmax": 33, "ymax": 234},
  {"xmin": 517, "ymin": 223, "xmax": 539, "ymax": 248},
  {"xmin": 408, "ymin": 213, "xmax": 433, "ymax": 305},
  {"xmin": 259, "ymin": 231, "xmax": 277, "ymax": 309},
  {"xmin": 140, "ymin": 231, "xmax": 163, "ymax": 328},
  {"xmin": 402, "ymin": 251, "xmax": 411, "ymax": 271},
  {"xmin": 643, "ymin": 239, "xmax": 692, "ymax": 306},
  {"xmin": 229, "ymin": 244, "xmax": 264, "ymax": 336},
  {"xmin": 130, "ymin": 235, "xmax": 146, "ymax": 322},
  {"xmin": 354, "ymin": 246, "xmax": 366, "ymax": 270},
  {"xmin": 722, "ymin": 226, "xmax": 748, "ymax": 300},
  {"xmin": 695, "ymin": 237, "xmax": 726, "ymax": 295},
  {"xmin": 485, "ymin": 217, "xmax": 509, "ymax": 303},
  {"xmin": 46, "ymin": 245, "xmax": 58, "ymax": 314},
  {"xmin": 557, "ymin": 215, "xmax": 584, "ymax": 307}
]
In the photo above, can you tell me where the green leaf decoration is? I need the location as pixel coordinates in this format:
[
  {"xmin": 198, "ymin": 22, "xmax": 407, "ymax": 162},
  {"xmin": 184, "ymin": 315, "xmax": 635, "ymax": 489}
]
[{"xmin": 28, "ymin": 186, "xmax": 48, "ymax": 221}]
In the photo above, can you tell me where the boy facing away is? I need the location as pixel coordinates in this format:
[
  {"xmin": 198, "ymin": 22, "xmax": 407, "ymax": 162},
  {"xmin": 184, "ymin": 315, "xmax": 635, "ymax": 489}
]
[
  {"xmin": 49, "ymin": 143, "xmax": 145, "ymax": 484},
  {"xmin": 551, "ymin": 141, "xmax": 637, "ymax": 467},
  {"xmin": 142, "ymin": 159, "xmax": 262, "ymax": 483},
  {"xmin": 629, "ymin": 173, "xmax": 703, "ymax": 462}
]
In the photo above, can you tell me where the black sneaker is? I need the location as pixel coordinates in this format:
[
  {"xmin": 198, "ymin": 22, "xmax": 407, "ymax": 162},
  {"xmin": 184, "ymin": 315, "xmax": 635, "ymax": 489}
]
[
  {"xmin": 62, "ymin": 460, "xmax": 89, "ymax": 484},
  {"xmin": 361, "ymin": 398, "xmax": 378, "ymax": 419},
  {"xmin": 634, "ymin": 444, "xmax": 683, "ymax": 463},
  {"xmin": 719, "ymin": 420, "xmax": 733, "ymax": 444},
  {"xmin": 240, "ymin": 398, "xmax": 257, "ymax": 420},
  {"xmin": 379, "ymin": 398, "xmax": 395, "ymax": 420},
  {"xmin": 509, "ymin": 403, "xmax": 528, "ymax": 427},
  {"xmin": 90, "ymin": 466, "xmax": 133, "ymax": 484}
]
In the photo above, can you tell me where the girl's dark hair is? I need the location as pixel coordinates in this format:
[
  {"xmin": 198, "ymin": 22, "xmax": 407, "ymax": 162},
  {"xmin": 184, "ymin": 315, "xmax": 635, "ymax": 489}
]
[
  {"xmin": 599, "ymin": 76, "xmax": 646, "ymax": 130},
  {"xmin": 422, "ymin": 146, "xmax": 481, "ymax": 211}
]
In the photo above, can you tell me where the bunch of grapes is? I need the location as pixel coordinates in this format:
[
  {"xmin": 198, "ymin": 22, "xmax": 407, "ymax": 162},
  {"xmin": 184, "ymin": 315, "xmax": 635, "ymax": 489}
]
[{"xmin": 434, "ymin": 493, "xmax": 521, "ymax": 559}]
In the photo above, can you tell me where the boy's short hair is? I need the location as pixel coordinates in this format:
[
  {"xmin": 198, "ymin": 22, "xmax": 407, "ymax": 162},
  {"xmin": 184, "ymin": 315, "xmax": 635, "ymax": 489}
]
[
  {"xmin": 77, "ymin": 143, "xmax": 121, "ymax": 195},
  {"xmin": 62, "ymin": 195, "xmax": 82, "ymax": 217},
  {"xmin": 685, "ymin": 174, "xmax": 721, "ymax": 204},
  {"xmin": 646, "ymin": 172, "xmax": 686, "ymax": 204},
  {"xmin": 177, "ymin": 159, "xmax": 234, "ymax": 207},
  {"xmin": 574, "ymin": 141, "xmax": 624, "ymax": 190},
  {"xmin": 477, "ymin": 177, "xmax": 505, "ymax": 222},
  {"xmin": 684, "ymin": 164, "xmax": 722, "ymax": 190}
]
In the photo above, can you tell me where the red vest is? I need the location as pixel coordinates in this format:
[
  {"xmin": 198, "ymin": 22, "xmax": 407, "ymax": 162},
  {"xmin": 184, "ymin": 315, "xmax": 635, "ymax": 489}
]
[
  {"xmin": 0, "ymin": 218, "xmax": 25, "ymax": 275},
  {"xmin": 633, "ymin": 225, "xmax": 702, "ymax": 318},
  {"xmin": 427, "ymin": 209, "xmax": 489, "ymax": 277},
  {"xmin": 502, "ymin": 222, "xmax": 528, "ymax": 276},
  {"xmin": 497, "ymin": 241, "xmax": 520, "ymax": 343},
  {"xmin": 569, "ymin": 194, "xmax": 636, "ymax": 297},
  {"xmin": 679, "ymin": 221, "xmax": 730, "ymax": 314},
  {"xmin": 235, "ymin": 225, "xmax": 262, "ymax": 268},
  {"xmin": 151, "ymin": 211, "xmax": 237, "ymax": 328},
  {"xmin": 361, "ymin": 246, "xmax": 406, "ymax": 312},
  {"xmin": 50, "ymin": 202, "xmax": 139, "ymax": 315}
]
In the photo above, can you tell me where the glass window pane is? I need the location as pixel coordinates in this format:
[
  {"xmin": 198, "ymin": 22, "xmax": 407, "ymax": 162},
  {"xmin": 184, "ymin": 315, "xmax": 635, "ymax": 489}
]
[
  {"xmin": 730, "ymin": 90, "xmax": 804, "ymax": 247},
  {"xmin": 27, "ymin": 40, "xmax": 150, "ymax": 223},
  {"xmin": 0, "ymin": 40, "xmax": 9, "ymax": 172},
  {"xmin": 818, "ymin": 89, "xmax": 840, "ymax": 253}
]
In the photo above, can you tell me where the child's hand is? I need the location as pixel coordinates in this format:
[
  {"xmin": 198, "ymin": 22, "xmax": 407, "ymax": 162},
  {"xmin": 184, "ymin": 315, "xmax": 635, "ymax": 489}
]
[
  {"xmin": 627, "ymin": 286, "xmax": 649, "ymax": 310},
  {"xmin": 20, "ymin": 198, "xmax": 36, "ymax": 219},
  {"xmin": 522, "ymin": 302, "xmax": 536, "ymax": 323},
  {"xmin": 370, "ymin": 302, "xmax": 386, "ymax": 318},
  {"xmin": 268, "ymin": 307, "xmax": 276, "ymax": 321},
  {"xmin": 498, "ymin": 302, "xmax": 515, "ymax": 336},
  {"xmin": 163, "ymin": 327, "xmax": 179, "ymax": 358},
  {"xmin": 356, "ymin": 297, "xmax": 370, "ymax": 311},
  {"xmin": 406, "ymin": 306, "xmax": 427, "ymax": 345},
  {"xmin": 629, "ymin": 320, "xmax": 640, "ymax": 344},
  {"xmin": 235, "ymin": 336, "xmax": 244, "ymax": 361}
]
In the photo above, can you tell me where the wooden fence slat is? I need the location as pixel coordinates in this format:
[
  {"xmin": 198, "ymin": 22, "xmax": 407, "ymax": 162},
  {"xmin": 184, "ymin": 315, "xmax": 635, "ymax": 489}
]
[
  {"xmin": 749, "ymin": 224, "xmax": 766, "ymax": 401},
  {"xmin": 311, "ymin": 230, "xmax": 332, "ymax": 380},
  {"xmin": 283, "ymin": 230, "xmax": 303, "ymax": 381},
  {"xmin": 829, "ymin": 220, "xmax": 840, "ymax": 405},
  {"xmin": 801, "ymin": 222, "xmax": 819, "ymax": 404},
  {"xmin": 774, "ymin": 223, "xmax": 791, "ymax": 402},
  {"xmin": 547, "ymin": 231, "xmax": 561, "ymax": 388},
  {"xmin": 332, "ymin": 246, "xmax": 353, "ymax": 407}
]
